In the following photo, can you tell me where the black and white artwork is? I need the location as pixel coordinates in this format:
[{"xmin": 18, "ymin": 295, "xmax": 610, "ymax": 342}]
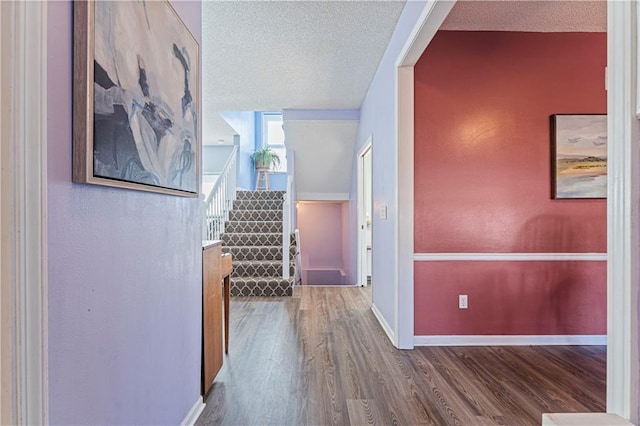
[{"xmin": 74, "ymin": 0, "xmax": 199, "ymax": 196}]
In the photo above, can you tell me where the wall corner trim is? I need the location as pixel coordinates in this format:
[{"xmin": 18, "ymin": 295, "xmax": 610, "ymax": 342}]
[
  {"xmin": 414, "ymin": 335, "xmax": 607, "ymax": 347},
  {"xmin": 180, "ymin": 397, "xmax": 205, "ymax": 426},
  {"xmin": 2, "ymin": 1, "xmax": 49, "ymax": 423},
  {"xmin": 371, "ymin": 304, "xmax": 397, "ymax": 347}
]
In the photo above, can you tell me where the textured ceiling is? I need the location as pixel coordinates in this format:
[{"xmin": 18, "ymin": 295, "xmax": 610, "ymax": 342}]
[
  {"xmin": 202, "ymin": 0, "xmax": 606, "ymax": 144},
  {"xmin": 202, "ymin": 1, "xmax": 405, "ymax": 114},
  {"xmin": 441, "ymin": 0, "xmax": 606, "ymax": 32}
]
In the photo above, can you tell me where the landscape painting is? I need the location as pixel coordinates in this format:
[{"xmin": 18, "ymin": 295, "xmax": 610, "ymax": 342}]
[
  {"xmin": 551, "ymin": 114, "xmax": 607, "ymax": 199},
  {"xmin": 73, "ymin": 0, "xmax": 200, "ymax": 196}
]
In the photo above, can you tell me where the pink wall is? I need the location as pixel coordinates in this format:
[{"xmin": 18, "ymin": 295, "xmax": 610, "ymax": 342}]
[
  {"xmin": 297, "ymin": 202, "xmax": 348, "ymax": 285},
  {"xmin": 414, "ymin": 31, "xmax": 607, "ymax": 336}
]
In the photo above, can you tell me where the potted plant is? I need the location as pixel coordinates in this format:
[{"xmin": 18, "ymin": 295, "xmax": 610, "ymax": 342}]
[{"xmin": 250, "ymin": 146, "xmax": 281, "ymax": 171}]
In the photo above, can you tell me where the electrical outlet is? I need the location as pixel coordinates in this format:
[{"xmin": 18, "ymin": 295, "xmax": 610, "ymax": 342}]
[{"xmin": 459, "ymin": 294, "xmax": 468, "ymax": 309}]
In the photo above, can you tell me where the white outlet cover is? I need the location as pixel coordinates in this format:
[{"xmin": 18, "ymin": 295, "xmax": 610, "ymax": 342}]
[{"xmin": 459, "ymin": 294, "xmax": 468, "ymax": 309}]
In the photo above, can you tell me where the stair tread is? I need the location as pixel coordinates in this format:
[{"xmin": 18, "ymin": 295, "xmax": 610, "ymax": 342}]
[
  {"xmin": 231, "ymin": 276, "xmax": 294, "ymax": 282},
  {"xmin": 224, "ymin": 245, "xmax": 288, "ymax": 249},
  {"xmin": 233, "ymin": 261, "xmax": 295, "ymax": 266},
  {"xmin": 227, "ymin": 220, "xmax": 282, "ymax": 224}
]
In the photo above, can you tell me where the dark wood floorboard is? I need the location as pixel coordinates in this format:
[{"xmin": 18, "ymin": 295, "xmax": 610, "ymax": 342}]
[{"xmin": 196, "ymin": 286, "xmax": 605, "ymax": 426}]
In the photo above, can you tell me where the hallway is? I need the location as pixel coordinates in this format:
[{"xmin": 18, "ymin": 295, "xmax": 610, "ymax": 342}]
[{"xmin": 196, "ymin": 286, "xmax": 605, "ymax": 425}]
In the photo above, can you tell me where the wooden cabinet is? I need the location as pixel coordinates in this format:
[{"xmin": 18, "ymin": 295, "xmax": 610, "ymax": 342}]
[{"xmin": 202, "ymin": 241, "xmax": 223, "ymax": 396}]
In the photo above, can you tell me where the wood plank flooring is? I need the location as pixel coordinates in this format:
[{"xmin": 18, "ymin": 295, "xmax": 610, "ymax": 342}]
[{"xmin": 196, "ymin": 286, "xmax": 605, "ymax": 425}]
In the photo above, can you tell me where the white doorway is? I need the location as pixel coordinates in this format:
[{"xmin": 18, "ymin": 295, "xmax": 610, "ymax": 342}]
[
  {"xmin": 357, "ymin": 137, "xmax": 373, "ymax": 287},
  {"xmin": 1, "ymin": 1, "xmax": 48, "ymax": 423}
]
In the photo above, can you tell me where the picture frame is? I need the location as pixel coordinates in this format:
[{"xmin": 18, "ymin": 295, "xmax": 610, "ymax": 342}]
[
  {"xmin": 73, "ymin": 0, "xmax": 201, "ymax": 197},
  {"xmin": 551, "ymin": 114, "xmax": 607, "ymax": 199}
]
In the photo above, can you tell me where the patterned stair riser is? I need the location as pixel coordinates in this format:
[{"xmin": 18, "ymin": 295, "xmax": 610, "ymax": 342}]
[
  {"xmin": 225, "ymin": 221, "xmax": 283, "ymax": 234},
  {"xmin": 222, "ymin": 233, "xmax": 282, "ymax": 246},
  {"xmin": 222, "ymin": 245, "xmax": 297, "ymax": 261},
  {"xmin": 233, "ymin": 200, "xmax": 284, "ymax": 211},
  {"xmin": 230, "ymin": 278, "xmax": 293, "ymax": 297},
  {"xmin": 236, "ymin": 191, "xmax": 285, "ymax": 201},
  {"xmin": 232, "ymin": 261, "xmax": 295, "ymax": 278},
  {"xmin": 224, "ymin": 191, "xmax": 296, "ymax": 297},
  {"xmin": 229, "ymin": 210, "xmax": 282, "ymax": 222}
]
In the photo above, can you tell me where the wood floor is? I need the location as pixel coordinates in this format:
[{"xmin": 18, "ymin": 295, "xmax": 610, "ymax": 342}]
[{"xmin": 196, "ymin": 286, "xmax": 605, "ymax": 425}]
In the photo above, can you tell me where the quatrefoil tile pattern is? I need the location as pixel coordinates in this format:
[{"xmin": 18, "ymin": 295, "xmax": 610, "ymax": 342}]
[
  {"xmin": 233, "ymin": 200, "xmax": 284, "ymax": 210},
  {"xmin": 232, "ymin": 261, "xmax": 296, "ymax": 278},
  {"xmin": 222, "ymin": 245, "xmax": 297, "ymax": 261},
  {"xmin": 236, "ymin": 190, "xmax": 286, "ymax": 201},
  {"xmin": 223, "ymin": 246, "xmax": 281, "ymax": 261},
  {"xmin": 225, "ymin": 221, "xmax": 283, "ymax": 234},
  {"xmin": 223, "ymin": 191, "xmax": 298, "ymax": 297},
  {"xmin": 230, "ymin": 278, "xmax": 294, "ymax": 297},
  {"xmin": 222, "ymin": 233, "xmax": 282, "ymax": 246},
  {"xmin": 229, "ymin": 210, "xmax": 282, "ymax": 222}
]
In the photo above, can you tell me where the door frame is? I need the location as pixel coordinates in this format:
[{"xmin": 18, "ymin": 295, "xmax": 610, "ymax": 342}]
[
  {"xmin": 395, "ymin": 0, "xmax": 639, "ymax": 421},
  {"xmin": 356, "ymin": 136, "xmax": 373, "ymax": 287},
  {"xmin": 0, "ymin": 1, "xmax": 49, "ymax": 424},
  {"xmin": 394, "ymin": 0, "xmax": 455, "ymax": 350},
  {"xmin": 606, "ymin": 1, "xmax": 639, "ymax": 420}
]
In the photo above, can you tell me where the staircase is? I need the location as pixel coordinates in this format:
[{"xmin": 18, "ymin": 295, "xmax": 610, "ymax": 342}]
[{"xmin": 222, "ymin": 190, "xmax": 296, "ymax": 297}]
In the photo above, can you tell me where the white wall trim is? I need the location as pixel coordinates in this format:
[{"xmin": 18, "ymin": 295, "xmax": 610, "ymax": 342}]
[
  {"xmin": 414, "ymin": 335, "xmax": 607, "ymax": 347},
  {"xmin": 394, "ymin": 65, "xmax": 415, "ymax": 349},
  {"xmin": 356, "ymin": 137, "xmax": 372, "ymax": 287},
  {"xmin": 0, "ymin": 1, "xmax": 48, "ymax": 424},
  {"xmin": 371, "ymin": 304, "xmax": 397, "ymax": 346},
  {"xmin": 297, "ymin": 192, "xmax": 349, "ymax": 201},
  {"xmin": 392, "ymin": 0, "xmax": 457, "ymax": 351},
  {"xmin": 414, "ymin": 253, "xmax": 607, "ymax": 262},
  {"xmin": 283, "ymin": 118, "xmax": 360, "ymax": 125},
  {"xmin": 180, "ymin": 397, "xmax": 205, "ymax": 426},
  {"xmin": 396, "ymin": 0, "xmax": 457, "ymax": 67},
  {"xmin": 608, "ymin": 1, "xmax": 640, "ymax": 422}
]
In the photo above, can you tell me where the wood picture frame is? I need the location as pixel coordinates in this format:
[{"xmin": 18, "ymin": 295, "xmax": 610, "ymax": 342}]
[
  {"xmin": 551, "ymin": 114, "xmax": 607, "ymax": 199},
  {"xmin": 73, "ymin": 0, "xmax": 201, "ymax": 197}
]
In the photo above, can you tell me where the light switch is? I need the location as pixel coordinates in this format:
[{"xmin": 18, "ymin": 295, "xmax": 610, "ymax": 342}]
[{"xmin": 378, "ymin": 205, "xmax": 387, "ymax": 220}]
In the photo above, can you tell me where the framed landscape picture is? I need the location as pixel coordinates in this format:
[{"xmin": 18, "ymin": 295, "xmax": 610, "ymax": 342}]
[
  {"xmin": 551, "ymin": 114, "xmax": 607, "ymax": 199},
  {"xmin": 73, "ymin": 0, "xmax": 200, "ymax": 197}
]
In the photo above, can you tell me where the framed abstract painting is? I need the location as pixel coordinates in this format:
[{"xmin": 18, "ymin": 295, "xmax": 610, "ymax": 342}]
[
  {"xmin": 551, "ymin": 114, "xmax": 607, "ymax": 199},
  {"xmin": 73, "ymin": 0, "xmax": 200, "ymax": 197}
]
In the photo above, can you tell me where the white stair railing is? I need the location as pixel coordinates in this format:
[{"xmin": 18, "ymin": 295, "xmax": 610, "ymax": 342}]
[
  {"xmin": 203, "ymin": 146, "xmax": 237, "ymax": 241},
  {"xmin": 282, "ymin": 175, "xmax": 294, "ymax": 279}
]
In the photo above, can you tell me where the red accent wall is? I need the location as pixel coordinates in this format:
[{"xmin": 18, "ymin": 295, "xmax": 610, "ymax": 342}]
[
  {"xmin": 414, "ymin": 31, "xmax": 607, "ymax": 336},
  {"xmin": 415, "ymin": 261, "xmax": 606, "ymax": 335}
]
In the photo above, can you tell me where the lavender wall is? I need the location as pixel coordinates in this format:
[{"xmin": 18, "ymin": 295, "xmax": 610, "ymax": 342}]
[
  {"xmin": 218, "ymin": 111, "xmax": 256, "ymax": 190},
  {"xmin": 350, "ymin": 2, "xmax": 428, "ymax": 329},
  {"xmin": 203, "ymin": 145, "xmax": 235, "ymax": 174},
  {"xmin": 47, "ymin": 2, "xmax": 203, "ymax": 424}
]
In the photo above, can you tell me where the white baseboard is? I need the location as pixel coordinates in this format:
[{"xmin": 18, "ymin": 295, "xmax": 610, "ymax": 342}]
[
  {"xmin": 180, "ymin": 396, "xmax": 205, "ymax": 426},
  {"xmin": 414, "ymin": 334, "xmax": 607, "ymax": 346},
  {"xmin": 371, "ymin": 304, "xmax": 397, "ymax": 346}
]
